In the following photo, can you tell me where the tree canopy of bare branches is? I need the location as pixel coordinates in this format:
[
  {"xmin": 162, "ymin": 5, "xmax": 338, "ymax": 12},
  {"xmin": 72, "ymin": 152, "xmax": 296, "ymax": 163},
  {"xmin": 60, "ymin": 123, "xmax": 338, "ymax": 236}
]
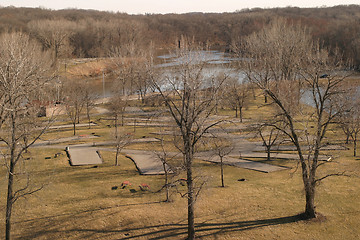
[
  {"xmin": 150, "ymin": 40, "xmax": 228, "ymax": 239},
  {"xmin": 63, "ymin": 81, "xmax": 87, "ymax": 136},
  {"xmin": 224, "ymin": 78, "xmax": 250, "ymax": 121},
  {"xmin": 336, "ymin": 85, "xmax": 360, "ymax": 156},
  {"xmin": 236, "ymin": 18, "xmax": 351, "ymax": 219},
  {"xmin": 28, "ymin": 19, "xmax": 78, "ymax": 59},
  {"xmin": 110, "ymin": 43, "xmax": 154, "ymax": 101},
  {"xmin": 0, "ymin": 31, "xmax": 54, "ymax": 240}
]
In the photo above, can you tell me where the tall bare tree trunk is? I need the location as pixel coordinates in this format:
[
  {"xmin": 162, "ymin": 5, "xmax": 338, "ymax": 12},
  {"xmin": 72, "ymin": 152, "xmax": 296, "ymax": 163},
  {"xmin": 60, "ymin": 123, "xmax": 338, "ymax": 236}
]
[
  {"xmin": 239, "ymin": 106, "xmax": 243, "ymax": 123},
  {"xmin": 220, "ymin": 156, "xmax": 224, "ymax": 187},
  {"xmin": 185, "ymin": 144, "xmax": 195, "ymax": 240},
  {"xmin": 266, "ymin": 146, "xmax": 271, "ymax": 161},
  {"xmin": 304, "ymin": 181, "xmax": 316, "ymax": 218},
  {"xmin": 301, "ymin": 147, "xmax": 317, "ymax": 219},
  {"xmin": 163, "ymin": 162, "xmax": 170, "ymax": 202},
  {"xmin": 187, "ymin": 166, "xmax": 195, "ymax": 240},
  {"xmin": 6, "ymin": 119, "xmax": 16, "ymax": 240},
  {"xmin": 73, "ymin": 122, "xmax": 76, "ymax": 136},
  {"xmin": 264, "ymin": 92, "xmax": 267, "ymax": 103},
  {"xmin": 115, "ymin": 146, "xmax": 120, "ymax": 166},
  {"xmin": 5, "ymin": 160, "xmax": 14, "ymax": 240},
  {"xmin": 187, "ymin": 193, "xmax": 195, "ymax": 240},
  {"xmin": 354, "ymin": 136, "xmax": 357, "ymax": 157},
  {"xmin": 87, "ymin": 111, "xmax": 91, "ymax": 129},
  {"xmin": 114, "ymin": 114, "xmax": 118, "ymax": 138}
]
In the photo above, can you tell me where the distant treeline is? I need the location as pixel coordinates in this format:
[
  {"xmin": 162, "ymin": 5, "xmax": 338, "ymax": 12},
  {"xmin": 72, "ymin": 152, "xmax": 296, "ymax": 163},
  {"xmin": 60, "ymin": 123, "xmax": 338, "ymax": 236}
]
[{"xmin": 1, "ymin": 5, "xmax": 360, "ymax": 69}]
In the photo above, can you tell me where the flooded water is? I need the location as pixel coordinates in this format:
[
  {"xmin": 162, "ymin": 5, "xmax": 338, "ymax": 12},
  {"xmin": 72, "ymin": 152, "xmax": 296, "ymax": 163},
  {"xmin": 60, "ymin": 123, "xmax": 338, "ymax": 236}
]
[
  {"xmin": 90, "ymin": 50, "xmax": 245, "ymax": 98},
  {"xmin": 91, "ymin": 75, "xmax": 116, "ymax": 98},
  {"xmin": 157, "ymin": 50, "xmax": 235, "ymax": 68}
]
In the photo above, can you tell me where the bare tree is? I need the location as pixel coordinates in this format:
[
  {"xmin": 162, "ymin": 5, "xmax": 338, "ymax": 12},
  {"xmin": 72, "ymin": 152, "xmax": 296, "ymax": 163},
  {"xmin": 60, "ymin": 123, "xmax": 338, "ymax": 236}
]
[
  {"xmin": 211, "ymin": 137, "xmax": 233, "ymax": 187},
  {"xmin": 82, "ymin": 81, "xmax": 97, "ymax": 129},
  {"xmin": 28, "ymin": 19, "xmax": 78, "ymax": 59},
  {"xmin": 63, "ymin": 81, "xmax": 85, "ymax": 135},
  {"xmin": 233, "ymin": 19, "xmax": 305, "ymax": 104},
  {"xmin": 114, "ymin": 131, "xmax": 132, "ymax": 166},
  {"xmin": 336, "ymin": 88, "xmax": 360, "ymax": 156},
  {"xmin": 349, "ymin": 116, "xmax": 360, "ymax": 157},
  {"xmin": 134, "ymin": 62, "xmax": 152, "ymax": 103},
  {"xmin": 255, "ymin": 123, "xmax": 282, "ymax": 161},
  {"xmin": 153, "ymin": 135, "xmax": 180, "ymax": 202},
  {"xmin": 0, "ymin": 32, "xmax": 54, "ymax": 240},
  {"xmin": 110, "ymin": 47, "xmax": 136, "ymax": 96},
  {"xmin": 224, "ymin": 78, "xmax": 250, "ymax": 122},
  {"xmin": 108, "ymin": 95, "xmax": 128, "ymax": 136},
  {"xmin": 237, "ymin": 19, "xmax": 351, "ymax": 219},
  {"xmin": 150, "ymin": 41, "xmax": 228, "ymax": 239},
  {"xmin": 110, "ymin": 43, "xmax": 154, "ymax": 101},
  {"xmin": 340, "ymin": 121, "xmax": 352, "ymax": 145},
  {"xmin": 107, "ymin": 19, "xmax": 147, "ymax": 57}
]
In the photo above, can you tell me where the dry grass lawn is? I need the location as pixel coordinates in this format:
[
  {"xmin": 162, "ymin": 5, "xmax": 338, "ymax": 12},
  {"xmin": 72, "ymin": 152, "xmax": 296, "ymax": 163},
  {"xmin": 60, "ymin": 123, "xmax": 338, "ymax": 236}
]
[
  {"xmin": 0, "ymin": 92, "xmax": 360, "ymax": 239},
  {"xmin": 0, "ymin": 144, "xmax": 359, "ymax": 239}
]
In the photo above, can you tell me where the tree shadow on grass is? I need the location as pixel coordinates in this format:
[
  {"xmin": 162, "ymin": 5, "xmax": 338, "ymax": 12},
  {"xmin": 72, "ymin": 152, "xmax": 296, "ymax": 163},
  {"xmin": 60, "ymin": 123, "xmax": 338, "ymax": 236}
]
[
  {"xmin": 16, "ymin": 201, "xmax": 162, "ymax": 222},
  {"xmin": 18, "ymin": 213, "xmax": 304, "ymax": 239},
  {"xmin": 120, "ymin": 214, "xmax": 304, "ymax": 239}
]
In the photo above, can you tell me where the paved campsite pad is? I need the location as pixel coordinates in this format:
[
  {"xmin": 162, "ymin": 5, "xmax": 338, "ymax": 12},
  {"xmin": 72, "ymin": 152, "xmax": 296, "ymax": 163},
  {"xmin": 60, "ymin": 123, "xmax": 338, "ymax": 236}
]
[
  {"xmin": 35, "ymin": 135, "xmax": 99, "ymax": 146},
  {"xmin": 67, "ymin": 147, "xmax": 103, "ymax": 166},
  {"xmin": 231, "ymin": 152, "xmax": 331, "ymax": 161},
  {"xmin": 124, "ymin": 149, "xmax": 287, "ymax": 174},
  {"xmin": 131, "ymin": 138, "xmax": 160, "ymax": 143},
  {"xmin": 126, "ymin": 122, "xmax": 174, "ymax": 127},
  {"xmin": 49, "ymin": 123, "xmax": 97, "ymax": 130},
  {"xmin": 124, "ymin": 150, "xmax": 172, "ymax": 175},
  {"xmin": 205, "ymin": 156, "xmax": 288, "ymax": 173},
  {"xmin": 125, "ymin": 106, "xmax": 144, "ymax": 113}
]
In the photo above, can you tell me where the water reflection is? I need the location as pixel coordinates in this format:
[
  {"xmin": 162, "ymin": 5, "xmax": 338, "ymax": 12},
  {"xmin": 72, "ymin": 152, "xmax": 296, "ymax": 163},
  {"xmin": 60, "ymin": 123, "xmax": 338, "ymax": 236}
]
[{"xmin": 156, "ymin": 50, "xmax": 235, "ymax": 68}]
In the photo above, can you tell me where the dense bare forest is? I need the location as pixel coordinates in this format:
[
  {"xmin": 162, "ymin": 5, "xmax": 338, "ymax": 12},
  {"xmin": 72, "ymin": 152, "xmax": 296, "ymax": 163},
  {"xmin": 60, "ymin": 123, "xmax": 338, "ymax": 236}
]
[{"xmin": 0, "ymin": 5, "xmax": 360, "ymax": 68}]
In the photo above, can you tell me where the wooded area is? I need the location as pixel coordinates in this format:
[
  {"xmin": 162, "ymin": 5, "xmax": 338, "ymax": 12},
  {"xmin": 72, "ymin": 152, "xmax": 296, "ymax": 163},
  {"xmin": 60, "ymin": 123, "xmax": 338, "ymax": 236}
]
[
  {"xmin": 0, "ymin": 5, "xmax": 360, "ymax": 69},
  {"xmin": 1, "ymin": 5, "xmax": 360, "ymax": 240}
]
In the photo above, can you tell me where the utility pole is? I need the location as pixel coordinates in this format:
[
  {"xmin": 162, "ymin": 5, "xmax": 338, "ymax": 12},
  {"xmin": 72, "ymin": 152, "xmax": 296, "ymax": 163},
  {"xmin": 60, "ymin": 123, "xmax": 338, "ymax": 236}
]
[{"xmin": 102, "ymin": 69, "xmax": 106, "ymax": 102}]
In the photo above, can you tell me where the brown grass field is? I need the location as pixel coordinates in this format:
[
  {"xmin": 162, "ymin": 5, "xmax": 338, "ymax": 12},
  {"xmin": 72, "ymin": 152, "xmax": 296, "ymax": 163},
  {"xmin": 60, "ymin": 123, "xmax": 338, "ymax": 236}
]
[{"xmin": 0, "ymin": 91, "xmax": 360, "ymax": 239}]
